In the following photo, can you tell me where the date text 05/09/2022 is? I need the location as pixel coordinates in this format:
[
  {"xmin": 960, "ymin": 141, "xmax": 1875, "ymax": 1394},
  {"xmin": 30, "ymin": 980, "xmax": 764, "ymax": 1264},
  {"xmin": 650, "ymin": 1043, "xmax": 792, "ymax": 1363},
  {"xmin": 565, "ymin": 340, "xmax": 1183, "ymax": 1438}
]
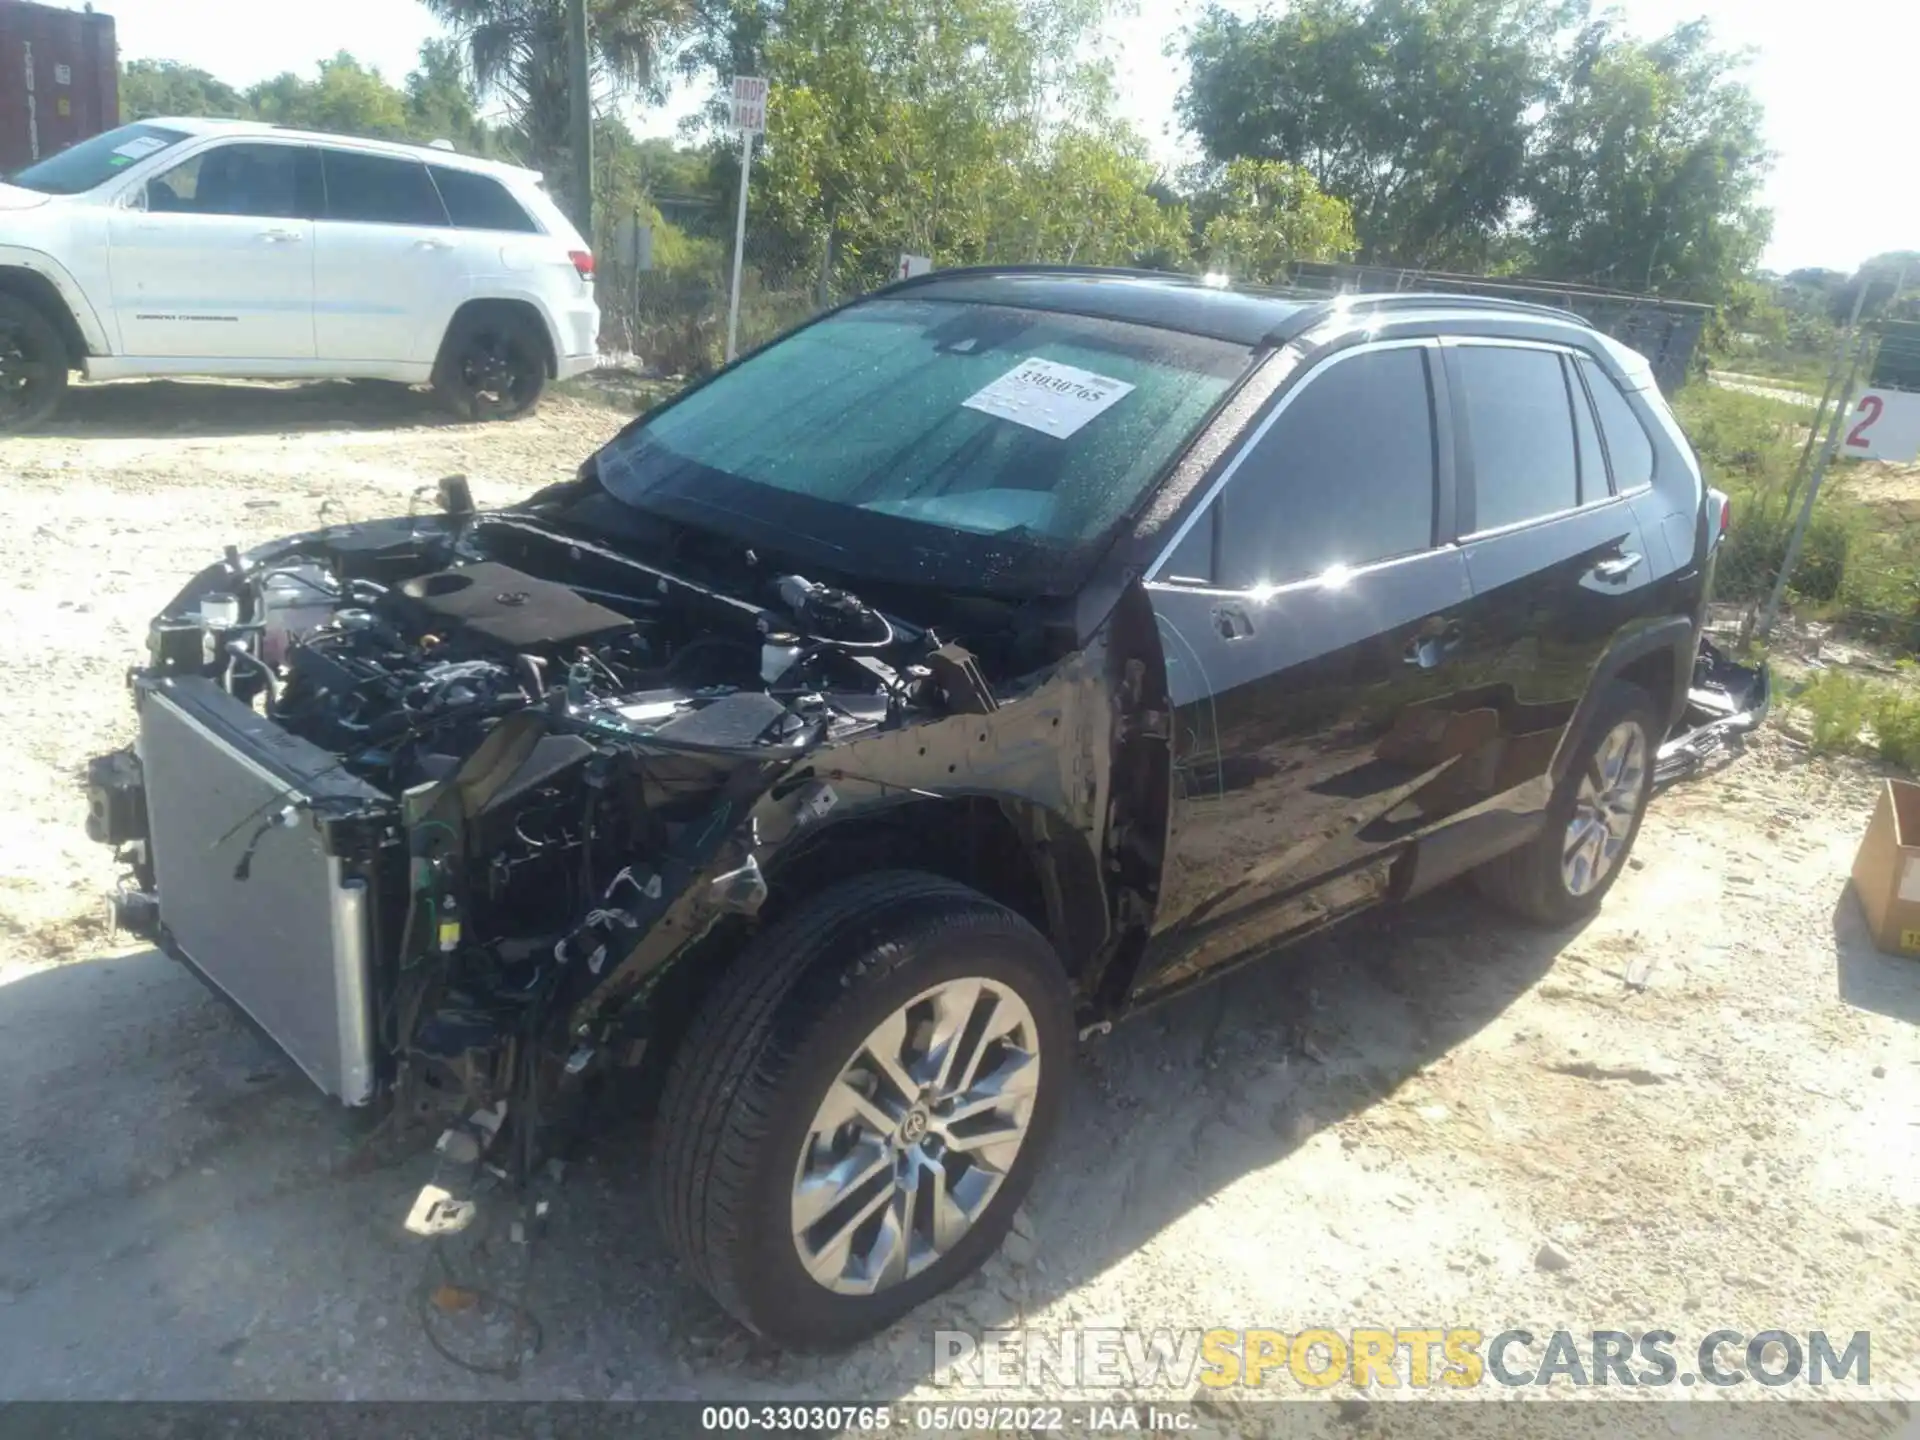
[{"xmin": 698, "ymin": 1404, "xmax": 1197, "ymax": 1433}]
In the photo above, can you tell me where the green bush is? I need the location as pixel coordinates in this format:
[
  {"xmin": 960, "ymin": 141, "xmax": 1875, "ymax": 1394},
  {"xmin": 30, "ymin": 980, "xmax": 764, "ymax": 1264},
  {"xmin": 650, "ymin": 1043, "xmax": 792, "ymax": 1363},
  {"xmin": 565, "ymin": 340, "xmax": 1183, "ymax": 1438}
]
[{"xmin": 1794, "ymin": 669, "xmax": 1920, "ymax": 770}]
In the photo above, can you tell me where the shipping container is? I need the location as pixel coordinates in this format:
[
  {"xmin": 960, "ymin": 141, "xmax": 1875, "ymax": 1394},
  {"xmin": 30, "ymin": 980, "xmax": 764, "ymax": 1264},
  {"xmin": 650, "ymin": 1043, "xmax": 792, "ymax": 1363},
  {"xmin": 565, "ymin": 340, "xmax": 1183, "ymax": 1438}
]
[{"xmin": 0, "ymin": 0, "xmax": 118, "ymax": 175}]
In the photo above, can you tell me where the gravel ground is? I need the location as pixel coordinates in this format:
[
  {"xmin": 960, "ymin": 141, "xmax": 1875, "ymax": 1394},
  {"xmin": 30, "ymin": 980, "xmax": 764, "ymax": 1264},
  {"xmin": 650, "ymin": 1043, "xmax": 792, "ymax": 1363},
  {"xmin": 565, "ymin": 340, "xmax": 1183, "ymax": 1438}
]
[{"xmin": 1, "ymin": 380, "xmax": 1917, "ymax": 1429}]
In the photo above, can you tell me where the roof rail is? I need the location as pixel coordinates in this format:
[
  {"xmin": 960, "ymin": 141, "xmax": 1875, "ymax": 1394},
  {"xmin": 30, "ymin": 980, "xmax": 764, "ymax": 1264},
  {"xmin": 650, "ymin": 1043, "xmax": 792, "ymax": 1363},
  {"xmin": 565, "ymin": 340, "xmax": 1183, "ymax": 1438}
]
[
  {"xmin": 1327, "ymin": 291, "xmax": 1590, "ymax": 325},
  {"xmin": 879, "ymin": 263, "xmax": 1215, "ymax": 293}
]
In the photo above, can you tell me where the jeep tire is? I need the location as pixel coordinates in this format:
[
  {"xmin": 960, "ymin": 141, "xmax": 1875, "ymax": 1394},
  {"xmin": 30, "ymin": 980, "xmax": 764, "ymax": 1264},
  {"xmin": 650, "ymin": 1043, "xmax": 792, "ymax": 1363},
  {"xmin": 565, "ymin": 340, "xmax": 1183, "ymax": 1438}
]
[
  {"xmin": 652, "ymin": 871, "xmax": 1072, "ymax": 1350},
  {"xmin": 0, "ymin": 294, "xmax": 70, "ymax": 432},
  {"xmin": 433, "ymin": 308, "xmax": 548, "ymax": 421}
]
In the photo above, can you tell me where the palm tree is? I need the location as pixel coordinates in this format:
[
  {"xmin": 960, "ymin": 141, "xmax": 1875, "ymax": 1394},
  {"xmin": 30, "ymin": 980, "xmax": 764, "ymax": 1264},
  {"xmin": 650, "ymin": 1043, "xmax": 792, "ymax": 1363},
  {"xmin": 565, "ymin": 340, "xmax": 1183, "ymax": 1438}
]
[{"xmin": 425, "ymin": 0, "xmax": 693, "ymax": 184}]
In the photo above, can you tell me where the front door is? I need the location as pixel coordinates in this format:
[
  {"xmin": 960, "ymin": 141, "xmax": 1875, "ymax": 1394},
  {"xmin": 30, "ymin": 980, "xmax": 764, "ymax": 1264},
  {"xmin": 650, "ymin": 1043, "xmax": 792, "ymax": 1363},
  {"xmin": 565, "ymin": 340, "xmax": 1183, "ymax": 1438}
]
[
  {"xmin": 1137, "ymin": 340, "xmax": 1503, "ymax": 995},
  {"xmin": 106, "ymin": 141, "xmax": 319, "ymax": 359},
  {"xmin": 313, "ymin": 148, "xmax": 468, "ymax": 364}
]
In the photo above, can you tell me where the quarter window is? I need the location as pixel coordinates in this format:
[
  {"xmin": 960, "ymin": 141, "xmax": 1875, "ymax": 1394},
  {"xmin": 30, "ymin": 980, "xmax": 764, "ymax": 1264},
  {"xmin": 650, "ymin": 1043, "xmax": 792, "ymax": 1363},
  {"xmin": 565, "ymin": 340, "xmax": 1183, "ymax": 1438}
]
[
  {"xmin": 1566, "ymin": 356, "xmax": 1608, "ymax": 502},
  {"xmin": 1454, "ymin": 345, "xmax": 1579, "ymax": 531},
  {"xmin": 1581, "ymin": 357, "xmax": 1657, "ymax": 492},
  {"xmin": 321, "ymin": 150, "xmax": 448, "ymax": 226},
  {"xmin": 1205, "ymin": 346, "xmax": 1438, "ymax": 590},
  {"xmin": 430, "ymin": 166, "xmax": 539, "ymax": 232}
]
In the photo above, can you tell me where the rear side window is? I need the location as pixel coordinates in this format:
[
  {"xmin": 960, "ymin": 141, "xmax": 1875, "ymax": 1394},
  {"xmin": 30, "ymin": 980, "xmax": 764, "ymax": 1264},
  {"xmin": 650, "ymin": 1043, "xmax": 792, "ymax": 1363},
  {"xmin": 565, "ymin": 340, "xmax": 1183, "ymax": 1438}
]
[
  {"xmin": 430, "ymin": 166, "xmax": 540, "ymax": 233},
  {"xmin": 1454, "ymin": 345, "xmax": 1578, "ymax": 531},
  {"xmin": 322, "ymin": 150, "xmax": 448, "ymax": 226},
  {"xmin": 1580, "ymin": 357, "xmax": 1657, "ymax": 492},
  {"xmin": 1208, "ymin": 346, "xmax": 1438, "ymax": 590}
]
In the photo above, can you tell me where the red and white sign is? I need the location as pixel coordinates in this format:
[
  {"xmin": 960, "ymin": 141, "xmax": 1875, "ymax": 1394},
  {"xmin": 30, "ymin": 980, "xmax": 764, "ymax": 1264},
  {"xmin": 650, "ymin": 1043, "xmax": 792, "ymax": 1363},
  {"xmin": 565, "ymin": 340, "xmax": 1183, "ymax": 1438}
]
[
  {"xmin": 897, "ymin": 253, "xmax": 932, "ymax": 280},
  {"xmin": 1843, "ymin": 387, "xmax": 1920, "ymax": 462},
  {"xmin": 730, "ymin": 76, "xmax": 769, "ymax": 134}
]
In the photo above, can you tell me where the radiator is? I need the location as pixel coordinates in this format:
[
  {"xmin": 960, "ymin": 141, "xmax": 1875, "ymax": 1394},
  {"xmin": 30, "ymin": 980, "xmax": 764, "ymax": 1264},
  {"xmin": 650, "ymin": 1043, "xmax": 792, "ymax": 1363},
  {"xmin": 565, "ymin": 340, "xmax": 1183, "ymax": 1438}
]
[{"xmin": 137, "ymin": 676, "xmax": 390, "ymax": 1105}]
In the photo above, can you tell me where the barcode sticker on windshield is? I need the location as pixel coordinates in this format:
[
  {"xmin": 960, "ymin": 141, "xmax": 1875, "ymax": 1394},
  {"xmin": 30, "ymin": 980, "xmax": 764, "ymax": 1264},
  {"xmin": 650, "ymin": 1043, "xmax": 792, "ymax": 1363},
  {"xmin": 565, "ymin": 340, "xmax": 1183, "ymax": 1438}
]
[{"xmin": 963, "ymin": 357, "xmax": 1135, "ymax": 440}]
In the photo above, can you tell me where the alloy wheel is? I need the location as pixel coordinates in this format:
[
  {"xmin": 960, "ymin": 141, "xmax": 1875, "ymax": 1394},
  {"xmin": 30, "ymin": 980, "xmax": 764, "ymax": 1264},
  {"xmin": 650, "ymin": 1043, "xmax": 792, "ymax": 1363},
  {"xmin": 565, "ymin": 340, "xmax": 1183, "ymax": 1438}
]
[
  {"xmin": 1561, "ymin": 718, "xmax": 1649, "ymax": 897},
  {"xmin": 790, "ymin": 977, "xmax": 1041, "ymax": 1295},
  {"xmin": 0, "ymin": 322, "xmax": 52, "ymax": 427}
]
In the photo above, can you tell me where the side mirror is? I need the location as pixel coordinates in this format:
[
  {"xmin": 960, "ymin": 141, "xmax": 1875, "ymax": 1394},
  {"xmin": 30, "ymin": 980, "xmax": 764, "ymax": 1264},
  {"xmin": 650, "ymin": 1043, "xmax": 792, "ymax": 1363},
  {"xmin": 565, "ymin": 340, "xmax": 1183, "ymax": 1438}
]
[{"xmin": 437, "ymin": 474, "xmax": 475, "ymax": 518}]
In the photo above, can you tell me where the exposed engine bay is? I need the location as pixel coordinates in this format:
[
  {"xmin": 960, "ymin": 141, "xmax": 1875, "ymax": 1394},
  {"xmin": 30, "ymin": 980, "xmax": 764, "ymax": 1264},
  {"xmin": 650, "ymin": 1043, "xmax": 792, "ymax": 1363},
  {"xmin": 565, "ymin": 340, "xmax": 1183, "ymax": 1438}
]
[{"xmin": 88, "ymin": 484, "xmax": 1051, "ymax": 1162}]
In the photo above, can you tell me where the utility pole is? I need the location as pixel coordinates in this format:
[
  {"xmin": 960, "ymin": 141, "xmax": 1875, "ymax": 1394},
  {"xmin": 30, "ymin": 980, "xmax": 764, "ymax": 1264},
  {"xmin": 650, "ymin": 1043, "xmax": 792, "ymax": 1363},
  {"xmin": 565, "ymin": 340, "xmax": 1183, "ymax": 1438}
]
[
  {"xmin": 567, "ymin": 0, "xmax": 592, "ymax": 240},
  {"xmin": 1788, "ymin": 276, "xmax": 1872, "ymax": 503}
]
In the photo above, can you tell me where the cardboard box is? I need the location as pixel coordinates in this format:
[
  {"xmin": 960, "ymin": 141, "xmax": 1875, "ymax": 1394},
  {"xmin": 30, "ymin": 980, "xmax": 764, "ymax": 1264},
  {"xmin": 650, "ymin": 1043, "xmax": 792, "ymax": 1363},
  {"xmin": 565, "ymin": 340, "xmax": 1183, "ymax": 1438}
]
[{"xmin": 1850, "ymin": 777, "xmax": 1920, "ymax": 958}]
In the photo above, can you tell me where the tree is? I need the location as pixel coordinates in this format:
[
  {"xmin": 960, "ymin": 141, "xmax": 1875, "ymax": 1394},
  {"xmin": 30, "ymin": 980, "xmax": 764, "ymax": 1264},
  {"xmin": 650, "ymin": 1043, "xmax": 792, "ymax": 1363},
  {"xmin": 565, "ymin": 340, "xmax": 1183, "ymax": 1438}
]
[
  {"xmin": 120, "ymin": 60, "xmax": 247, "ymax": 120},
  {"xmin": 745, "ymin": 0, "xmax": 1118, "ymax": 294},
  {"xmin": 992, "ymin": 127, "xmax": 1191, "ymax": 270},
  {"xmin": 406, "ymin": 37, "xmax": 494, "ymax": 152},
  {"xmin": 246, "ymin": 53, "xmax": 411, "ymax": 138},
  {"xmin": 1522, "ymin": 19, "xmax": 1771, "ymax": 300},
  {"xmin": 1193, "ymin": 159, "xmax": 1355, "ymax": 282},
  {"xmin": 1180, "ymin": 0, "xmax": 1578, "ymax": 269},
  {"xmin": 424, "ymin": 0, "xmax": 695, "ymax": 198}
]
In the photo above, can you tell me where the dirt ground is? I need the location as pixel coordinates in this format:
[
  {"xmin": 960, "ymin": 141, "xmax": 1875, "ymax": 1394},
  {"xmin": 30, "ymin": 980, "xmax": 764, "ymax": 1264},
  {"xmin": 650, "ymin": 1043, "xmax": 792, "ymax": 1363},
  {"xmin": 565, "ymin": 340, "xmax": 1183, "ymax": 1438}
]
[{"xmin": 1, "ymin": 379, "xmax": 1917, "ymax": 1428}]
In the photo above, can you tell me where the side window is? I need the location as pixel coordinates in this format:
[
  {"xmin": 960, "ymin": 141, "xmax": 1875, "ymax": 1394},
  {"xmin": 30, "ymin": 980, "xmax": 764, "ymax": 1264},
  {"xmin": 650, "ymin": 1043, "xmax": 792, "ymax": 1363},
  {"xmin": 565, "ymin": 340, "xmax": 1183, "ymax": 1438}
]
[
  {"xmin": 1580, "ymin": 357, "xmax": 1657, "ymax": 492},
  {"xmin": 430, "ymin": 166, "xmax": 539, "ymax": 233},
  {"xmin": 322, "ymin": 150, "xmax": 448, "ymax": 226},
  {"xmin": 1565, "ymin": 356, "xmax": 1608, "ymax": 502},
  {"xmin": 1453, "ymin": 345, "xmax": 1578, "ymax": 532},
  {"xmin": 146, "ymin": 144, "xmax": 316, "ymax": 219},
  {"xmin": 1209, "ymin": 346, "xmax": 1438, "ymax": 590}
]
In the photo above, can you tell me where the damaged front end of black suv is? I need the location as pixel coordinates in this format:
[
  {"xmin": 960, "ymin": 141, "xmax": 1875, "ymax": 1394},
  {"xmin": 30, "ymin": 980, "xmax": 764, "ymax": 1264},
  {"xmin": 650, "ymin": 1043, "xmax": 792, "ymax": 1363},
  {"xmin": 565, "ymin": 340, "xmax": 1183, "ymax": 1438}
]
[{"xmin": 84, "ymin": 472, "xmax": 1146, "ymax": 1171}]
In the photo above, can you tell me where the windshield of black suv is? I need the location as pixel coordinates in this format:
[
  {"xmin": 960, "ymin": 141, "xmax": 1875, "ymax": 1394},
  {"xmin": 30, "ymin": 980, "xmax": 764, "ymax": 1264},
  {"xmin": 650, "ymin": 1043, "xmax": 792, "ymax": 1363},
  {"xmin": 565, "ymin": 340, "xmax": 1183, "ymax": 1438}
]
[
  {"xmin": 589, "ymin": 297, "xmax": 1252, "ymax": 597},
  {"xmin": 6, "ymin": 123, "xmax": 191, "ymax": 195}
]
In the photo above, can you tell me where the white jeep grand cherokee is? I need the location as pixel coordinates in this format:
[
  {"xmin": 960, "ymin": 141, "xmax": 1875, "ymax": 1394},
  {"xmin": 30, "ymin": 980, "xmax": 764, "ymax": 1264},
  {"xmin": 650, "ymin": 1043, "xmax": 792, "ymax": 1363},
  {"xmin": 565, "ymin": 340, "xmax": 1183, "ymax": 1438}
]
[{"xmin": 0, "ymin": 117, "xmax": 600, "ymax": 430}]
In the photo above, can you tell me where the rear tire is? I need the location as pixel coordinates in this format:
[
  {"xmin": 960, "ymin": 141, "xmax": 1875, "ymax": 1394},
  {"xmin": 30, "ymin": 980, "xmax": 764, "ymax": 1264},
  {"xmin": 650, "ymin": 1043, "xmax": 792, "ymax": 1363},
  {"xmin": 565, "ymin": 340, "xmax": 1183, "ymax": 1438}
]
[
  {"xmin": 0, "ymin": 294, "xmax": 70, "ymax": 432},
  {"xmin": 651, "ymin": 871, "xmax": 1072, "ymax": 1351},
  {"xmin": 1475, "ymin": 681, "xmax": 1658, "ymax": 925},
  {"xmin": 432, "ymin": 308, "xmax": 548, "ymax": 421}
]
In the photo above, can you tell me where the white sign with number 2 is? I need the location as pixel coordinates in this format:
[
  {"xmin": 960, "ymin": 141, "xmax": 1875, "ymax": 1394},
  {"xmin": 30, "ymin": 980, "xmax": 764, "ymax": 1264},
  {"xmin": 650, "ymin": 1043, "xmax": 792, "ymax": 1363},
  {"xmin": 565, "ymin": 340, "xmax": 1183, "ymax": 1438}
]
[{"xmin": 1843, "ymin": 387, "xmax": 1920, "ymax": 463}]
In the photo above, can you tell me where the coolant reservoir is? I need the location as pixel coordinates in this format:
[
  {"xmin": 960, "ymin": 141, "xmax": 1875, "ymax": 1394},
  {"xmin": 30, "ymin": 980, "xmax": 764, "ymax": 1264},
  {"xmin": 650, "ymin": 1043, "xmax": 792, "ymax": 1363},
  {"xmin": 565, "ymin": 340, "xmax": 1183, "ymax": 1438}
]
[{"xmin": 260, "ymin": 566, "xmax": 338, "ymax": 666}]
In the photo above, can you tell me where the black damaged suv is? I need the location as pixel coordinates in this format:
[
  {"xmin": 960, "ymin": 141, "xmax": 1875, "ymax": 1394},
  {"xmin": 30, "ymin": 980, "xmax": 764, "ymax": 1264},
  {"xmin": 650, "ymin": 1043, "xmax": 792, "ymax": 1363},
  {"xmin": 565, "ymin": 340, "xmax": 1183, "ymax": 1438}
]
[{"xmin": 87, "ymin": 268, "xmax": 1728, "ymax": 1349}]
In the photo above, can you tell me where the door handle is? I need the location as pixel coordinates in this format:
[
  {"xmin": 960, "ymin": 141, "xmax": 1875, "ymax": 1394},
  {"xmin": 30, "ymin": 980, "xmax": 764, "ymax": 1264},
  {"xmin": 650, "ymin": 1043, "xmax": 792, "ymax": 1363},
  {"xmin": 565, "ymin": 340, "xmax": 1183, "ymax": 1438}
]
[
  {"xmin": 415, "ymin": 237, "xmax": 455, "ymax": 252},
  {"xmin": 258, "ymin": 228, "xmax": 304, "ymax": 244},
  {"xmin": 1589, "ymin": 551, "xmax": 1644, "ymax": 584},
  {"xmin": 1404, "ymin": 625, "xmax": 1463, "ymax": 669},
  {"xmin": 1211, "ymin": 602, "xmax": 1255, "ymax": 641}
]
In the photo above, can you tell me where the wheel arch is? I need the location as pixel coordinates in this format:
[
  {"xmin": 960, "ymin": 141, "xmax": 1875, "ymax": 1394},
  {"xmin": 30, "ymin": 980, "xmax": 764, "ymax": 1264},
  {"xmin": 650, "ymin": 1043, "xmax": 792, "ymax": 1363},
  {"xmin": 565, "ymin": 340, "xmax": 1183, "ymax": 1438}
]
[
  {"xmin": 0, "ymin": 262, "xmax": 93, "ymax": 362},
  {"xmin": 625, "ymin": 793, "xmax": 1109, "ymax": 1105},
  {"xmin": 435, "ymin": 295, "xmax": 560, "ymax": 380},
  {"xmin": 1553, "ymin": 617, "xmax": 1694, "ymax": 786}
]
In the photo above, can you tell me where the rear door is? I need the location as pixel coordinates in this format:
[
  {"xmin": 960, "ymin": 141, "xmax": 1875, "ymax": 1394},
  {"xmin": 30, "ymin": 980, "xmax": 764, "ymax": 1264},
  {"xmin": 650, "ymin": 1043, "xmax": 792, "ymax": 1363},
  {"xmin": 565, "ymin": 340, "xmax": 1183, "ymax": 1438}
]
[
  {"xmin": 1138, "ymin": 340, "xmax": 1501, "ymax": 993},
  {"xmin": 313, "ymin": 148, "xmax": 468, "ymax": 364},
  {"xmin": 105, "ymin": 140, "xmax": 320, "ymax": 359},
  {"xmin": 1443, "ymin": 339, "xmax": 1660, "ymax": 816}
]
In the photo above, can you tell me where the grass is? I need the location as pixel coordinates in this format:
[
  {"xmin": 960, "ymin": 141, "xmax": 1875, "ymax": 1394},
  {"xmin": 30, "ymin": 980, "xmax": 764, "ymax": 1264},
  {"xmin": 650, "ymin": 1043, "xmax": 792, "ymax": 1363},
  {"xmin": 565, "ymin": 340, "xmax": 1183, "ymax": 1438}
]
[
  {"xmin": 1791, "ymin": 668, "xmax": 1920, "ymax": 770},
  {"xmin": 1712, "ymin": 351, "xmax": 1828, "ymax": 392},
  {"xmin": 1675, "ymin": 382, "xmax": 1920, "ymax": 769}
]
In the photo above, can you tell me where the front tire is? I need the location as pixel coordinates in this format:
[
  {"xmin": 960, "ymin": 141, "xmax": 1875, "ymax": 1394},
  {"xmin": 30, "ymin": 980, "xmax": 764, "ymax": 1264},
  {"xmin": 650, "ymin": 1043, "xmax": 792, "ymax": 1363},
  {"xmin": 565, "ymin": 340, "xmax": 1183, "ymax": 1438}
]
[
  {"xmin": 432, "ymin": 308, "xmax": 548, "ymax": 421},
  {"xmin": 0, "ymin": 294, "xmax": 70, "ymax": 432},
  {"xmin": 651, "ymin": 872, "xmax": 1072, "ymax": 1350},
  {"xmin": 1475, "ymin": 681, "xmax": 1658, "ymax": 925}
]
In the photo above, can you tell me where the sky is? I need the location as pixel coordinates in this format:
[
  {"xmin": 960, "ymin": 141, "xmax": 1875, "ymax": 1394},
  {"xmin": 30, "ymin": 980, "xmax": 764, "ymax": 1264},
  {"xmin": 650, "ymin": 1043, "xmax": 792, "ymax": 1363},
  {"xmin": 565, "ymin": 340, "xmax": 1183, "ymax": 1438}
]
[{"xmin": 102, "ymin": 0, "xmax": 1918, "ymax": 276}]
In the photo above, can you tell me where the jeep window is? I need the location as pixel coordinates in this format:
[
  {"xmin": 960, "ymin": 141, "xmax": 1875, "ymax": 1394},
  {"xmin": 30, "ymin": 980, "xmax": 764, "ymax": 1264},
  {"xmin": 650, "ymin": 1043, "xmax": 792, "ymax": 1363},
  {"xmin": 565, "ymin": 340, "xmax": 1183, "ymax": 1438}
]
[
  {"xmin": 1182, "ymin": 345, "xmax": 1437, "ymax": 591},
  {"xmin": 1567, "ymin": 356, "xmax": 1609, "ymax": 502},
  {"xmin": 589, "ymin": 298, "xmax": 1251, "ymax": 598},
  {"xmin": 1580, "ymin": 356, "xmax": 1657, "ymax": 492},
  {"xmin": 144, "ymin": 144, "xmax": 320, "ymax": 219},
  {"xmin": 321, "ymin": 150, "xmax": 449, "ymax": 226},
  {"xmin": 1455, "ymin": 344, "xmax": 1579, "ymax": 532},
  {"xmin": 5, "ymin": 122, "xmax": 188, "ymax": 195},
  {"xmin": 430, "ymin": 166, "xmax": 540, "ymax": 233}
]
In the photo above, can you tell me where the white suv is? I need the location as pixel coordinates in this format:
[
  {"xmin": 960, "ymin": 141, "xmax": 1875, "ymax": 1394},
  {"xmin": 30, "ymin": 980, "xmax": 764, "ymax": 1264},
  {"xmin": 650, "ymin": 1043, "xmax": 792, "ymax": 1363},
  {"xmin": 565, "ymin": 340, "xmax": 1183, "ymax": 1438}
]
[{"xmin": 0, "ymin": 117, "xmax": 600, "ymax": 430}]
